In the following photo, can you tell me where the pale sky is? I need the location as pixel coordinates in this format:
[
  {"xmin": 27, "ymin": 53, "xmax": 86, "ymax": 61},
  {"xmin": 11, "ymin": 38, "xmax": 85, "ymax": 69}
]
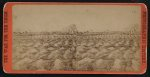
[{"xmin": 12, "ymin": 5, "xmax": 141, "ymax": 32}]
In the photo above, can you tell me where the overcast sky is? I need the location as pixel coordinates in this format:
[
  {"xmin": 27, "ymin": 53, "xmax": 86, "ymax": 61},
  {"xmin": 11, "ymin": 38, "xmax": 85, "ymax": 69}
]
[{"xmin": 12, "ymin": 5, "xmax": 141, "ymax": 32}]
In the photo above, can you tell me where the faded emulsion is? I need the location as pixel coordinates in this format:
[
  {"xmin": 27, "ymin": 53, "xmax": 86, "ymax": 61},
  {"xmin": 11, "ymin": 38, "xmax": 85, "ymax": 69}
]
[{"xmin": 12, "ymin": 4, "xmax": 141, "ymax": 72}]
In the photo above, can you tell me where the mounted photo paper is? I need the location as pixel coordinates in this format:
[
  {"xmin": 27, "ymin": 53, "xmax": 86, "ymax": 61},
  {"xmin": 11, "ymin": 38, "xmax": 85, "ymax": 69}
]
[{"xmin": 3, "ymin": 2, "xmax": 147, "ymax": 74}]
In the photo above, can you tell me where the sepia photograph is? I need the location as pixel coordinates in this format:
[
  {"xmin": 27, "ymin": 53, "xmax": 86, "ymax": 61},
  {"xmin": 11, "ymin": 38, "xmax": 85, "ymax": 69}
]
[
  {"xmin": 2, "ymin": 3, "xmax": 147, "ymax": 74},
  {"xmin": 12, "ymin": 4, "xmax": 142, "ymax": 72}
]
